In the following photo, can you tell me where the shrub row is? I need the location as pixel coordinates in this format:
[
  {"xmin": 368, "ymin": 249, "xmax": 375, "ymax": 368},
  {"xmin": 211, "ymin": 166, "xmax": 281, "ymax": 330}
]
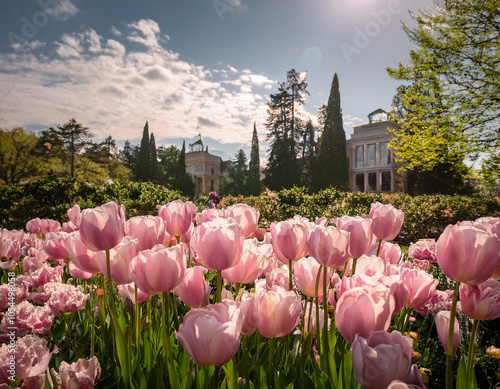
[{"xmin": 1, "ymin": 178, "xmax": 499, "ymax": 241}]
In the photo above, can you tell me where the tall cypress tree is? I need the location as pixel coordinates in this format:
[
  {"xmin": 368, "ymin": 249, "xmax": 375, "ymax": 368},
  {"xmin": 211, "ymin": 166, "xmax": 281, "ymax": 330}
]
[
  {"xmin": 248, "ymin": 122, "xmax": 262, "ymax": 195},
  {"xmin": 149, "ymin": 133, "xmax": 158, "ymax": 182},
  {"xmin": 315, "ymin": 73, "xmax": 348, "ymax": 190},
  {"xmin": 173, "ymin": 141, "xmax": 196, "ymax": 197},
  {"xmin": 301, "ymin": 120, "xmax": 316, "ymax": 189},
  {"xmin": 135, "ymin": 121, "xmax": 150, "ymax": 181}
]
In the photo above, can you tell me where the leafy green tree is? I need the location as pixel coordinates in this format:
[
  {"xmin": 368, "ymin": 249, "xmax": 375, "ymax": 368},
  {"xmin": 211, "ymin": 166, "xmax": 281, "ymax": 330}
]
[
  {"xmin": 173, "ymin": 141, "xmax": 197, "ymax": 198},
  {"xmin": 265, "ymin": 70, "xmax": 309, "ymax": 190},
  {"xmin": 135, "ymin": 121, "xmax": 151, "ymax": 181},
  {"xmin": 149, "ymin": 133, "xmax": 159, "ymax": 182},
  {"xmin": 120, "ymin": 140, "xmax": 139, "ymax": 171},
  {"xmin": 389, "ymin": 80, "xmax": 474, "ymax": 194},
  {"xmin": 301, "ymin": 120, "xmax": 316, "ymax": 189},
  {"xmin": 479, "ymin": 149, "xmax": 500, "ymax": 195},
  {"xmin": 50, "ymin": 118, "xmax": 92, "ymax": 178},
  {"xmin": 247, "ymin": 123, "xmax": 262, "ymax": 195},
  {"xmin": 157, "ymin": 145, "xmax": 180, "ymax": 187},
  {"xmin": 0, "ymin": 128, "xmax": 44, "ymax": 184},
  {"xmin": 387, "ymin": 0, "xmax": 500, "ymax": 170},
  {"xmin": 315, "ymin": 73, "xmax": 348, "ymax": 190},
  {"xmin": 221, "ymin": 149, "xmax": 249, "ymax": 196}
]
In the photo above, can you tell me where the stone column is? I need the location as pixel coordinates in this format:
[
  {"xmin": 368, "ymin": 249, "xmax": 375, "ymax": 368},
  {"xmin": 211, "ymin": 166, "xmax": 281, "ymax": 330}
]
[
  {"xmin": 390, "ymin": 170, "xmax": 394, "ymax": 192},
  {"xmin": 376, "ymin": 171, "xmax": 382, "ymax": 192},
  {"xmin": 375, "ymin": 142, "xmax": 380, "ymax": 166},
  {"xmin": 364, "ymin": 172, "xmax": 368, "ymax": 193},
  {"xmin": 352, "ymin": 146, "xmax": 356, "ymax": 168},
  {"xmin": 363, "ymin": 145, "xmax": 368, "ymax": 168}
]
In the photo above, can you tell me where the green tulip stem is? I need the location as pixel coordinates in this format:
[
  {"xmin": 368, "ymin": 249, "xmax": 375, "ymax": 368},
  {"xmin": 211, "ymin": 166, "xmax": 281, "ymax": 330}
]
[
  {"xmin": 216, "ymin": 270, "xmax": 222, "ymax": 303},
  {"xmin": 351, "ymin": 257, "xmax": 358, "ymax": 276},
  {"xmin": 134, "ymin": 284, "xmax": 140, "ymax": 346},
  {"xmin": 289, "ymin": 260, "xmax": 293, "ymax": 291},
  {"xmin": 401, "ymin": 307, "xmax": 413, "ymax": 334},
  {"xmin": 466, "ymin": 319, "xmax": 479, "ymax": 381},
  {"xmin": 376, "ymin": 239, "xmax": 382, "ymax": 257},
  {"xmin": 90, "ymin": 290, "xmax": 95, "ymax": 357},
  {"xmin": 269, "ymin": 337, "xmax": 275, "ymax": 380},
  {"xmin": 162, "ymin": 292, "xmax": 180, "ymax": 389},
  {"xmin": 314, "ymin": 266, "xmax": 322, "ymax": 355},
  {"xmin": 323, "ymin": 266, "xmax": 331, "ymax": 379},
  {"xmin": 446, "ymin": 281, "xmax": 461, "ymax": 389}
]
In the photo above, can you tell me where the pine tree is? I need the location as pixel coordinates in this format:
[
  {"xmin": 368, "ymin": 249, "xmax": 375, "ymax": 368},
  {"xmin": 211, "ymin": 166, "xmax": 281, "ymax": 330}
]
[
  {"xmin": 50, "ymin": 118, "xmax": 92, "ymax": 178},
  {"xmin": 149, "ymin": 133, "xmax": 159, "ymax": 182},
  {"xmin": 315, "ymin": 73, "xmax": 348, "ymax": 190},
  {"xmin": 120, "ymin": 140, "xmax": 139, "ymax": 171},
  {"xmin": 248, "ymin": 122, "xmax": 262, "ymax": 195},
  {"xmin": 264, "ymin": 70, "xmax": 309, "ymax": 190},
  {"xmin": 173, "ymin": 141, "xmax": 197, "ymax": 197},
  {"xmin": 301, "ymin": 120, "xmax": 316, "ymax": 189},
  {"xmin": 135, "ymin": 121, "xmax": 150, "ymax": 181}
]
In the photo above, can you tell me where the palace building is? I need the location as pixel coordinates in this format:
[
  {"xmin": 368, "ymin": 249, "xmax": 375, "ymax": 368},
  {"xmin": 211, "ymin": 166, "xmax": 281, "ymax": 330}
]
[
  {"xmin": 184, "ymin": 134, "xmax": 230, "ymax": 196},
  {"xmin": 346, "ymin": 109, "xmax": 403, "ymax": 193}
]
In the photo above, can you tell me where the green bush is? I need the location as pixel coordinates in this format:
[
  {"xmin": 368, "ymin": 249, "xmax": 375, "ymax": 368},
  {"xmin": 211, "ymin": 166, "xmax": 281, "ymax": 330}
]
[{"xmin": 1, "ymin": 179, "xmax": 499, "ymax": 241}]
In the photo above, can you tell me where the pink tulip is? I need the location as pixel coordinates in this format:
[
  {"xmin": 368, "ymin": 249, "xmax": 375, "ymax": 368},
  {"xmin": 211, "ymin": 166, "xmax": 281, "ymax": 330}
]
[
  {"xmin": 68, "ymin": 261, "xmax": 95, "ymax": 280},
  {"xmin": 225, "ymin": 204, "xmax": 260, "ymax": 238},
  {"xmin": 96, "ymin": 236, "xmax": 138, "ymax": 284},
  {"xmin": 352, "ymin": 255, "xmax": 386, "ymax": 276},
  {"xmin": 369, "ymin": 202, "xmax": 404, "ymax": 241},
  {"xmin": 67, "ymin": 204, "xmax": 81, "ymax": 228},
  {"xmin": 400, "ymin": 268, "xmax": 438, "ymax": 310},
  {"xmin": 436, "ymin": 224, "xmax": 500, "ymax": 285},
  {"xmin": 379, "ymin": 242, "xmax": 403, "ymax": 265},
  {"xmin": 417, "ymin": 289, "xmax": 455, "ymax": 316},
  {"xmin": 79, "ymin": 201, "xmax": 126, "ymax": 251},
  {"xmin": 26, "ymin": 218, "xmax": 61, "ymax": 235},
  {"xmin": 0, "ymin": 301, "xmax": 54, "ymax": 338},
  {"xmin": 377, "ymin": 274, "xmax": 409, "ymax": 315},
  {"xmin": 460, "ymin": 280, "xmax": 500, "ymax": 321},
  {"xmin": 52, "ymin": 356, "xmax": 101, "ymax": 389},
  {"xmin": 196, "ymin": 208, "xmax": 225, "ymax": 225},
  {"xmin": 336, "ymin": 216, "xmax": 373, "ymax": 258},
  {"xmin": 27, "ymin": 263, "xmax": 63, "ymax": 289},
  {"xmin": 174, "ymin": 266, "xmax": 210, "ymax": 308},
  {"xmin": 62, "ymin": 221, "xmax": 79, "ymax": 233},
  {"xmin": 237, "ymin": 290, "xmax": 258, "ymax": 335},
  {"xmin": 0, "ymin": 281, "xmax": 27, "ymax": 311},
  {"xmin": 158, "ymin": 200, "xmax": 194, "ymax": 237},
  {"xmin": 125, "ymin": 215, "xmax": 168, "ymax": 251},
  {"xmin": 435, "ymin": 310, "xmax": 461, "ymax": 354},
  {"xmin": 308, "ymin": 225, "xmax": 350, "ymax": 269},
  {"xmin": 293, "ymin": 256, "xmax": 332, "ymax": 298},
  {"xmin": 254, "ymin": 285, "xmax": 302, "ymax": 338},
  {"xmin": 47, "ymin": 283, "xmax": 88, "ymax": 316},
  {"xmin": 352, "ymin": 330, "xmax": 413, "ymax": 389},
  {"xmin": 408, "ymin": 239, "xmax": 437, "ymax": 264},
  {"xmin": 222, "ymin": 238, "xmax": 268, "ymax": 284},
  {"xmin": 43, "ymin": 232, "xmax": 70, "ymax": 260},
  {"xmin": 335, "ymin": 286, "xmax": 395, "ymax": 344},
  {"xmin": 270, "ymin": 219, "xmax": 309, "ymax": 264},
  {"xmin": 265, "ymin": 267, "xmax": 290, "ymax": 290},
  {"xmin": 473, "ymin": 217, "xmax": 500, "ymax": 240},
  {"xmin": 132, "ymin": 243, "xmax": 186, "ymax": 294},
  {"xmin": 191, "ymin": 218, "xmax": 244, "ymax": 270},
  {"xmin": 0, "ymin": 335, "xmax": 51, "ymax": 383},
  {"xmin": 117, "ymin": 282, "xmax": 150, "ymax": 305},
  {"xmin": 176, "ymin": 301, "xmax": 243, "ymax": 366},
  {"xmin": 64, "ymin": 232, "xmax": 100, "ymax": 273}
]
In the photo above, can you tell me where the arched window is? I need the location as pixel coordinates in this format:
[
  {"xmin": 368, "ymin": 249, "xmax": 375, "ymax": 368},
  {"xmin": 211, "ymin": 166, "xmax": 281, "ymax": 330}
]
[
  {"xmin": 211, "ymin": 167, "xmax": 215, "ymax": 175},
  {"xmin": 210, "ymin": 179, "xmax": 214, "ymax": 191}
]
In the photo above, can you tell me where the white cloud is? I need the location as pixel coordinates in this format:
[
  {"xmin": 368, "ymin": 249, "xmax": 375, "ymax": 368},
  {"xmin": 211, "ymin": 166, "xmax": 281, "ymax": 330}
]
[
  {"xmin": 0, "ymin": 20, "xmax": 275, "ymax": 147},
  {"xmin": 127, "ymin": 19, "xmax": 163, "ymax": 49},
  {"xmin": 111, "ymin": 26, "xmax": 122, "ymax": 37},
  {"xmin": 44, "ymin": 0, "xmax": 79, "ymax": 20}
]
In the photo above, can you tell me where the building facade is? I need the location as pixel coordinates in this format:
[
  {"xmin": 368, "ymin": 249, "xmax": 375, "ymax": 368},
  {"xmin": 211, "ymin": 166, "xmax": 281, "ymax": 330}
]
[
  {"xmin": 184, "ymin": 135, "xmax": 229, "ymax": 196},
  {"xmin": 346, "ymin": 109, "xmax": 402, "ymax": 193}
]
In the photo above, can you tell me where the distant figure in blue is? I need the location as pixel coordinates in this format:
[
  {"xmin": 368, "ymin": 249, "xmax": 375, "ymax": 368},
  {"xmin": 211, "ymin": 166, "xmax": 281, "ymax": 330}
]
[{"xmin": 208, "ymin": 191, "xmax": 220, "ymax": 209}]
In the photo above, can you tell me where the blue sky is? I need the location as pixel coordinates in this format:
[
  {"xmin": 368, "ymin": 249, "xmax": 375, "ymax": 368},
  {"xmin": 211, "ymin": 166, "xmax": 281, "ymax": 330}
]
[{"xmin": 0, "ymin": 0, "xmax": 438, "ymax": 162}]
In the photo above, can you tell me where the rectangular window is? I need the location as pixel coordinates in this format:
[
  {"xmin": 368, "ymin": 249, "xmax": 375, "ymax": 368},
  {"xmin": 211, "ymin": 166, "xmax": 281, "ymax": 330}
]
[
  {"xmin": 382, "ymin": 171, "xmax": 391, "ymax": 192},
  {"xmin": 368, "ymin": 172, "xmax": 377, "ymax": 191},
  {"xmin": 186, "ymin": 165, "xmax": 195, "ymax": 175},
  {"xmin": 367, "ymin": 144, "xmax": 376, "ymax": 166},
  {"xmin": 355, "ymin": 146, "xmax": 364, "ymax": 168},
  {"xmin": 355, "ymin": 173, "xmax": 364, "ymax": 192},
  {"xmin": 195, "ymin": 163, "xmax": 203, "ymax": 173},
  {"xmin": 380, "ymin": 143, "xmax": 389, "ymax": 165}
]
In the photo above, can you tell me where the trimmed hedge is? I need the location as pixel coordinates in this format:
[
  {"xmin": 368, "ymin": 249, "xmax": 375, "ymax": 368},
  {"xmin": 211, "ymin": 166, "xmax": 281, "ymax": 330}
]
[{"xmin": 1, "ymin": 178, "xmax": 499, "ymax": 242}]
